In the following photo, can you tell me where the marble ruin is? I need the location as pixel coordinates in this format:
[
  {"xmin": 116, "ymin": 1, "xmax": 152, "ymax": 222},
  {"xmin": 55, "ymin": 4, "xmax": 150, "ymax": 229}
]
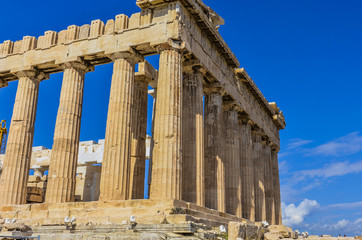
[{"xmin": 0, "ymin": 0, "xmax": 286, "ymax": 238}]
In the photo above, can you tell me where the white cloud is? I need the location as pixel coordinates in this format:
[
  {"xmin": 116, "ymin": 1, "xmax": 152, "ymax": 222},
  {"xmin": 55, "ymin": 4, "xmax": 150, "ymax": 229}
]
[
  {"xmin": 281, "ymin": 161, "xmax": 362, "ymax": 202},
  {"xmin": 333, "ymin": 219, "xmax": 349, "ymax": 229},
  {"xmin": 298, "ymin": 161, "xmax": 362, "ymax": 179},
  {"xmin": 279, "ymin": 139, "xmax": 313, "ymax": 158},
  {"xmin": 280, "ymin": 132, "xmax": 362, "ymax": 160},
  {"xmin": 355, "ymin": 218, "xmax": 362, "ymax": 224},
  {"xmin": 301, "ymin": 180, "xmax": 322, "ymax": 191},
  {"xmin": 327, "ymin": 201, "xmax": 362, "ymax": 209},
  {"xmin": 308, "ymin": 132, "xmax": 362, "ymax": 157},
  {"xmin": 278, "ymin": 151, "xmax": 290, "ymax": 158},
  {"xmin": 278, "ymin": 160, "xmax": 289, "ymax": 174},
  {"xmin": 320, "ymin": 218, "xmax": 362, "ymax": 236},
  {"xmin": 282, "ymin": 199, "xmax": 319, "ymax": 226},
  {"xmin": 287, "ymin": 139, "xmax": 313, "ymax": 150}
]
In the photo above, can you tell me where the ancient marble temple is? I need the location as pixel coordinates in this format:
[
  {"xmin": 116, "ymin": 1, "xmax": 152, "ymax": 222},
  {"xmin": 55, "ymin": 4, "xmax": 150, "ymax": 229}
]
[{"xmin": 0, "ymin": 0, "xmax": 286, "ymax": 237}]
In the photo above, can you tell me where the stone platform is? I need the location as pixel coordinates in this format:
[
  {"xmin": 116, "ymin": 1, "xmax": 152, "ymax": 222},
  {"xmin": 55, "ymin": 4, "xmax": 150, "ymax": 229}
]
[
  {"xmin": 0, "ymin": 199, "xmax": 251, "ymax": 227},
  {"xmin": 0, "ymin": 199, "xmax": 259, "ymax": 239}
]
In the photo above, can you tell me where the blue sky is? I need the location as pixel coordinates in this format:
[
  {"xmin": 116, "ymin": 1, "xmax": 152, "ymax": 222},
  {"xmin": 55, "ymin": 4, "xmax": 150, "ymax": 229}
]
[{"xmin": 0, "ymin": 0, "xmax": 361, "ymax": 236}]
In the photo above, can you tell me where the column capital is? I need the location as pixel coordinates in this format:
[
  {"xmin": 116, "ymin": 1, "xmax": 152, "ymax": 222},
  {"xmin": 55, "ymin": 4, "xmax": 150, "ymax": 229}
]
[
  {"xmin": 270, "ymin": 144, "xmax": 280, "ymax": 153},
  {"xmin": 156, "ymin": 40, "xmax": 186, "ymax": 54},
  {"xmin": 15, "ymin": 69, "xmax": 49, "ymax": 83},
  {"xmin": 61, "ymin": 59, "xmax": 94, "ymax": 73},
  {"xmin": 262, "ymin": 137, "xmax": 271, "ymax": 147},
  {"xmin": 204, "ymin": 83, "xmax": 225, "ymax": 96},
  {"xmin": 183, "ymin": 59, "xmax": 204, "ymax": 74},
  {"xmin": 223, "ymin": 101, "xmax": 239, "ymax": 112},
  {"xmin": 110, "ymin": 48, "xmax": 144, "ymax": 65},
  {"xmin": 252, "ymin": 128, "xmax": 265, "ymax": 143},
  {"xmin": 239, "ymin": 114, "xmax": 253, "ymax": 125}
]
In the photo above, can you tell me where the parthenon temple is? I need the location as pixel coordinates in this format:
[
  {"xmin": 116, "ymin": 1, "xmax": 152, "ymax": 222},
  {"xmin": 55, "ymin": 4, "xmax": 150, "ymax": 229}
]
[{"xmin": 0, "ymin": 0, "xmax": 286, "ymax": 238}]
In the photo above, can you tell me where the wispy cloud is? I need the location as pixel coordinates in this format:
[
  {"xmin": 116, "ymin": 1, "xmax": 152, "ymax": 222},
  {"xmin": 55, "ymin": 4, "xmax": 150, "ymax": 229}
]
[
  {"xmin": 279, "ymin": 138, "xmax": 313, "ymax": 158},
  {"xmin": 281, "ymin": 160, "xmax": 362, "ymax": 202},
  {"xmin": 282, "ymin": 199, "xmax": 319, "ymax": 226},
  {"xmin": 298, "ymin": 161, "xmax": 362, "ymax": 179},
  {"xmin": 278, "ymin": 160, "xmax": 289, "ymax": 174},
  {"xmin": 280, "ymin": 132, "xmax": 362, "ymax": 159},
  {"xmin": 287, "ymin": 138, "xmax": 313, "ymax": 150},
  {"xmin": 308, "ymin": 132, "xmax": 362, "ymax": 157},
  {"xmin": 301, "ymin": 180, "xmax": 322, "ymax": 191},
  {"xmin": 326, "ymin": 201, "xmax": 362, "ymax": 209},
  {"xmin": 278, "ymin": 151, "xmax": 291, "ymax": 158}
]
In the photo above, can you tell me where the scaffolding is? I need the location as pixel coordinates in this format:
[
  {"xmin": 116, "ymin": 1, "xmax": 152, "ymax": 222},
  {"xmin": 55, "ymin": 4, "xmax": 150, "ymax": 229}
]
[{"xmin": 0, "ymin": 120, "xmax": 7, "ymax": 154}]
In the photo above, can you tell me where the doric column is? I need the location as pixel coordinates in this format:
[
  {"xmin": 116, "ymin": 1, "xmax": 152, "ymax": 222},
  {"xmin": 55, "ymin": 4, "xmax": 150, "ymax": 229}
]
[
  {"xmin": 46, "ymin": 61, "xmax": 93, "ymax": 203},
  {"xmin": 149, "ymin": 41, "xmax": 184, "ymax": 200},
  {"xmin": 224, "ymin": 106, "xmax": 242, "ymax": 217},
  {"xmin": 204, "ymin": 89, "xmax": 225, "ymax": 212},
  {"xmin": 240, "ymin": 117, "xmax": 255, "ymax": 221},
  {"xmin": 182, "ymin": 67, "xmax": 205, "ymax": 206},
  {"xmin": 272, "ymin": 147, "xmax": 282, "ymax": 225},
  {"xmin": 0, "ymin": 70, "xmax": 48, "ymax": 206},
  {"xmin": 264, "ymin": 142, "xmax": 275, "ymax": 224},
  {"xmin": 253, "ymin": 130, "xmax": 266, "ymax": 221},
  {"xmin": 129, "ymin": 68, "xmax": 150, "ymax": 199},
  {"xmin": 99, "ymin": 52, "xmax": 140, "ymax": 201}
]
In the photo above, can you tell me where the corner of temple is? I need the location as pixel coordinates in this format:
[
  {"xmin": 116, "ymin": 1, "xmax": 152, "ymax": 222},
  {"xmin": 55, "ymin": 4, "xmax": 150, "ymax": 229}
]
[
  {"xmin": 270, "ymin": 102, "xmax": 286, "ymax": 130},
  {"xmin": 156, "ymin": 39, "xmax": 186, "ymax": 54}
]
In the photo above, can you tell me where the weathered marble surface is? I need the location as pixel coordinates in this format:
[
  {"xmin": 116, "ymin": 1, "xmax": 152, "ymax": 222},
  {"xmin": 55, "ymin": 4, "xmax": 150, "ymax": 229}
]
[{"xmin": 0, "ymin": 0, "xmax": 285, "ymax": 233}]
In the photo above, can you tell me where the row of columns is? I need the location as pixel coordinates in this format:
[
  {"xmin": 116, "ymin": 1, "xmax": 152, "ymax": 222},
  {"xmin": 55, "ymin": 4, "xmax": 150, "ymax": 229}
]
[
  {"xmin": 200, "ymin": 89, "xmax": 282, "ymax": 224},
  {"xmin": 0, "ymin": 42, "xmax": 282, "ymax": 224}
]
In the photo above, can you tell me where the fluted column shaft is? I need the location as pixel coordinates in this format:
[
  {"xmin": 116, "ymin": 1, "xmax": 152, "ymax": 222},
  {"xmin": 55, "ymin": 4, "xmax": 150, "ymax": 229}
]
[
  {"xmin": 265, "ymin": 144, "xmax": 275, "ymax": 224},
  {"xmin": 46, "ymin": 62, "xmax": 91, "ymax": 203},
  {"xmin": 272, "ymin": 149, "xmax": 282, "ymax": 225},
  {"xmin": 100, "ymin": 54, "xmax": 137, "ymax": 201},
  {"xmin": 129, "ymin": 78, "xmax": 148, "ymax": 199},
  {"xmin": 150, "ymin": 45, "xmax": 183, "ymax": 200},
  {"xmin": 240, "ymin": 120, "xmax": 255, "ymax": 221},
  {"xmin": 182, "ymin": 70, "xmax": 205, "ymax": 206},
  {"xmin": 204, "ymin": 91, "xmax": 225, "ymax": 212},
  {"xmin": 253, "ymin": 132, "xmax": 266, "ymax": 221},
  {"xmin": 224, "ymin": 109, "xmax": 242, "ymax": 217},
  {"xmin": 0, "ymin": 71, "xmax": 45, "ymax": 205}
]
